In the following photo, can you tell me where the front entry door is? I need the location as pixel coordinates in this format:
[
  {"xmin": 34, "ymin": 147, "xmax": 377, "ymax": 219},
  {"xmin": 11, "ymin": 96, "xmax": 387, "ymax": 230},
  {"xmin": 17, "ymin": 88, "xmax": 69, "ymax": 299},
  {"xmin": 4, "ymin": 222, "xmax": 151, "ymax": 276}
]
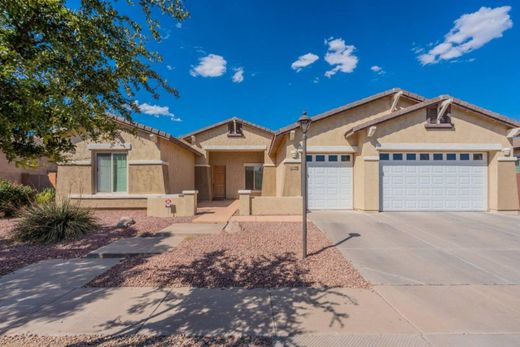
[{"xmin": 212, "ymin": 165, "xmax": 226, "ymax": 200}]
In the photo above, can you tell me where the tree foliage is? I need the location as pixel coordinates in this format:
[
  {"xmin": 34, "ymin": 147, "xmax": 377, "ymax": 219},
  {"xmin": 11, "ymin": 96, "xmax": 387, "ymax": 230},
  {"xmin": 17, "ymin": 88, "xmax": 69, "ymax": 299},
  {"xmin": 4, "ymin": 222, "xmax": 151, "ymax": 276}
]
[{"xmin": 0, "ymin": 0, "xmax": 188, "ymax": 165}]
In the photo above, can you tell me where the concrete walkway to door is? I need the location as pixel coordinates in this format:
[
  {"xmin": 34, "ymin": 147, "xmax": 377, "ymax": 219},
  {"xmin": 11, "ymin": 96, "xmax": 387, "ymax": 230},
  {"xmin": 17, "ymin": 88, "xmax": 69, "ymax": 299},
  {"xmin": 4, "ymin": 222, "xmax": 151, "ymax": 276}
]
[
  {"xmin": 192, "ymin": 200, "xmax": 239, "ymax": 224},
  {"xmin": 310, "ymin": 211, "xmax": 520, "ymax": 346}
]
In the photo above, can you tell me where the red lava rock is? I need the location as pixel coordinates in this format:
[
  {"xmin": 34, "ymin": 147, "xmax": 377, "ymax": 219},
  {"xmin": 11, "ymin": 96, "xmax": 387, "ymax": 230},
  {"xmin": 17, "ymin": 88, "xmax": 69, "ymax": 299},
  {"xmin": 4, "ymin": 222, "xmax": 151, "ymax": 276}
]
[
  {"xmin": 90, "ymin": 222, "xmax": 370, "ymax": 289},
  {"xmin": 0, "ymin": 334, "xmax": 272, "ymax": 347},
  {"xmin": 0, "ymin": 210, "xmax": 183, "ymax": 276}
]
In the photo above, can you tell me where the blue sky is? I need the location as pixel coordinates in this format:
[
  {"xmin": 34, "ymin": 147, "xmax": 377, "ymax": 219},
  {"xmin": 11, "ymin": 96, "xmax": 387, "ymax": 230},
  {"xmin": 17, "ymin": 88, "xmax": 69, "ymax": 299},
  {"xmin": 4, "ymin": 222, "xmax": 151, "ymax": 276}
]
[{"xmin": 124, "ymin": 1, "xmax": 519, "ymax": 136}]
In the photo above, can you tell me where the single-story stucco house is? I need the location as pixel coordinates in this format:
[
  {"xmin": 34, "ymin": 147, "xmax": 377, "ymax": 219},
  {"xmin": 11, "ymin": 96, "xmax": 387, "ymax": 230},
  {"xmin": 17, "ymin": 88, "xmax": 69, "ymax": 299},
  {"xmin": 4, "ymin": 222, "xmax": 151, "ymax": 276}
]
[{"xmin": 56, "ymin": 88, "xmax": 520, "ymax": 215}]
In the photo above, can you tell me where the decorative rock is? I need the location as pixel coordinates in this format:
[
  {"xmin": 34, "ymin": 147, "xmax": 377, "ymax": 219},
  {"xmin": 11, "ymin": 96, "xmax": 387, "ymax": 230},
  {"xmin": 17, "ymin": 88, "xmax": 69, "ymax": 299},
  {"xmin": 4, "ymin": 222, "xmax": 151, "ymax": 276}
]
[{"xmin": 116, "ymin": 216, "xmax": 136, "ymax": 228}]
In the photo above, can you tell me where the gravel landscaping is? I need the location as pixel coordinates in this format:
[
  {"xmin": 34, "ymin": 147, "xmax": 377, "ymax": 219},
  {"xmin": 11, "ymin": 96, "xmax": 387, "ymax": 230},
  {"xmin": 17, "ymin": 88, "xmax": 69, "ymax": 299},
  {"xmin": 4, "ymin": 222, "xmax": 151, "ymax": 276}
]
[
  {"xmin": 90, "ymin": 222, "xmax": 370, "ymax": 288},
  {"xmin": 0, "ymin": 334, "xmax": 271, "ymax": 347},
  {"xmin": 0, "ymin": 210, "xmax": 180, "ymax": 276}
]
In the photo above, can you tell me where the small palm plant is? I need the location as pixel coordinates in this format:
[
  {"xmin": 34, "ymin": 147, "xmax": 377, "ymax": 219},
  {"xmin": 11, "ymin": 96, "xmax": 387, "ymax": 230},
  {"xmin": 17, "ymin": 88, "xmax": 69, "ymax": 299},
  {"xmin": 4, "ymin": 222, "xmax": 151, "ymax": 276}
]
[{"xmin": 13, "ymin": 200, "xmax": 98, "ymax": 243}]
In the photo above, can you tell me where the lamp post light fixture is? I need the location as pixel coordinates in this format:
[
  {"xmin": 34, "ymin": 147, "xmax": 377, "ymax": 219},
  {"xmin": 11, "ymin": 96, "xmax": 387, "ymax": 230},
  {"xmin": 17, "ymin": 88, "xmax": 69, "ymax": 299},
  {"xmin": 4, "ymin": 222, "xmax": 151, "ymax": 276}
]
[{"xmin": 298, "ymin": 112, "xmax": 312, "ymax": 259}]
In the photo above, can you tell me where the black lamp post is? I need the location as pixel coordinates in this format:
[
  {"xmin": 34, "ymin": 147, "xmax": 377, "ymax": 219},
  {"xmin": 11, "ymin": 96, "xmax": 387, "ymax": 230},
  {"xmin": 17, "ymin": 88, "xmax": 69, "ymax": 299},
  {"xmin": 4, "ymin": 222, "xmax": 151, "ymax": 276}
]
[{"xmin": 298, "ymin": 112, "xmax": 312, "ymax": 259}]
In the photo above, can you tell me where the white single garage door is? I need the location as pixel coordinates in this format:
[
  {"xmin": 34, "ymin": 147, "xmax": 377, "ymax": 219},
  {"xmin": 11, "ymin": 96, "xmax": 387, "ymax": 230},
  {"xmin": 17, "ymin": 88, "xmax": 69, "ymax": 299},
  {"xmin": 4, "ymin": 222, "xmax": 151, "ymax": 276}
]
[
  {"xmin": 380, "ymin": 152, "xmax": 487, "ymax": 211},
  {"xmin": 307, "ymin": 154, "xmax": 353, "ymax": 210}
]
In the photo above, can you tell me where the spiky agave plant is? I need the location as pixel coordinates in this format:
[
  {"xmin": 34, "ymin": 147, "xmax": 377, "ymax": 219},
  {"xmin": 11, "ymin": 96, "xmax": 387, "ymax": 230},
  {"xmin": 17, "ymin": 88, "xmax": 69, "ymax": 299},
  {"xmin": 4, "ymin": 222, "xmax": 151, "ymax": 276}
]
[{"xmin": 14, "ymin": 201, "xmax": 99, "ymax": 243}]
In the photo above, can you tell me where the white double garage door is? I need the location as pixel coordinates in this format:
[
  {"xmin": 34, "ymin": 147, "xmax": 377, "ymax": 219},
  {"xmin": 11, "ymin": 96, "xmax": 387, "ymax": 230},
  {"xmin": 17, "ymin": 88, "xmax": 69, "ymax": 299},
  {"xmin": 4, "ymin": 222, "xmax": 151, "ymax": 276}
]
[{"xmin": 307, "ymin": 152, "xmax": 488, "ymax": 211}]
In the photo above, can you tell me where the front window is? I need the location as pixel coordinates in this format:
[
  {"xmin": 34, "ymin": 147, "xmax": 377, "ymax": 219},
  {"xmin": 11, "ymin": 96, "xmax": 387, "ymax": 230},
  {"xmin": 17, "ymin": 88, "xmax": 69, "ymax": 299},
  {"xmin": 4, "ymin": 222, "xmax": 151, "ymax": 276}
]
[
  {"xmin": 96, "ymin": 153, "xmax": 127, "ymax": 193},
  {"xmin": 245, "ymin": 165, "xmax": 263, "ymax": 190}
]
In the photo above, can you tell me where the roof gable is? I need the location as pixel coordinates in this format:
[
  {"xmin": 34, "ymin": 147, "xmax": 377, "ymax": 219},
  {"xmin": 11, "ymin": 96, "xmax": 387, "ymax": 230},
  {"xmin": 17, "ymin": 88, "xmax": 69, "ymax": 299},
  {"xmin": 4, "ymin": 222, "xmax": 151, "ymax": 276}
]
[
  {"xmin": 274, "ymin": 88, "xmax": 425, "ymax": 136},
  {"xmin": 181, "ymin": 117, "xmax": 273, "ymax": 140},
  {"xmin": 345, "ymin": 96, "xmax": 520, "ymax": 138}
]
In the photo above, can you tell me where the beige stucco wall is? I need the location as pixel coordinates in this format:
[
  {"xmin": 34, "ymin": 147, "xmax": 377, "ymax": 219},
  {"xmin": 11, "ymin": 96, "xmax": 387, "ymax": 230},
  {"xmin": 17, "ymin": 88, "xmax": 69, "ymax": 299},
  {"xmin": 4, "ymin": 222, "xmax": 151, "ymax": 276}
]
[
  {"xmin": 251, "ymin": 196, "xmax": 303, "ymax": 215},
  {"xmin": 56, "ymin": 165, "xmax": 93, "ymax": 200},
  {"xmin": 209, "ymin": 151, "xmax": 264, "ymax": 199},
  {"xmin": 160, "ymin": 138, "xmax": 195, "ymax": 194},
  {"xmin": 70, "ymin": 198, "xmax": 147, "ymax": 209},
  {"xmin": 496, "ymin": 159, "xmax": 520, "ymax": 211},
  {"xmin": 57, "ymin": 127, "xmax": 197, "ymax": 208},
  {"xmin": 147, "ymin": 192, "xmax": 198, "ymax": 217},
  {"xmin": 128, "ymin": 165, "xmax": 167, "ymax": 194},
  {"xmin": 261, "ymin": 166, "xmax": 276, "ymax": 196}
]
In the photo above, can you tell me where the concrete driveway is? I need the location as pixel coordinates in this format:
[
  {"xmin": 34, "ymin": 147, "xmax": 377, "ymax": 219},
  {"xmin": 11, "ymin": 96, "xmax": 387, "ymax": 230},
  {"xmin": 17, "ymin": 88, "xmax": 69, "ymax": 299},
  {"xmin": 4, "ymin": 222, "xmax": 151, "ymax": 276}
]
[
  {"xmin": 310, "ymin": 211, "xmax": 520, "ymax": 346},
  {"xmin": 310, "ymin": 211, "xmax": 520, "ymax": 285}
]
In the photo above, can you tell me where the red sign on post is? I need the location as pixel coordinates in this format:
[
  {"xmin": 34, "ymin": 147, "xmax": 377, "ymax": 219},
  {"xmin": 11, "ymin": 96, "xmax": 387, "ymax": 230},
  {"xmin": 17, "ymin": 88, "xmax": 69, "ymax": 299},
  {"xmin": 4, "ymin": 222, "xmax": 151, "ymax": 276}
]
[{"xmin": 165, "ymin": 199, "xmax": 172, "ymax": 208}]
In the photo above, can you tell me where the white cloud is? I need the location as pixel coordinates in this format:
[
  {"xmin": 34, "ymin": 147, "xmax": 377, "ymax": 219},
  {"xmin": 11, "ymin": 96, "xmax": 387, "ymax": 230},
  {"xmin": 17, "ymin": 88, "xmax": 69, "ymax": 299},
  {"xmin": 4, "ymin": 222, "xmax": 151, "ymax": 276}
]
[
  {"xmin": 370, "ymin": 65, "xmax": 385, "ymax": 75},
  {"xmin": 190, "ymin": 54, "xmax": 227, "ymax": 77},
  {"xmin": 176, "ymin": 22, "xmax": 182, "ymax": 29},
  {"xmin": 135, "ymin": 101, "xmax": 181, "ymax": 122},
  {"xmin": 166, "ymin": 65, "xmax": 174, "ymax": 71},
  {"xmin": 291, "ymin": 53, "xmax": 319, "ymax": 71},
  {"xmin": 232, "ymin": 67, "xmax": 244, "ymax": 83},
  {"xmin": 418, "ymin": 6, "xmax": 513, "ymax": 65},
  {"xmin": 324, "ymin": 37, "xmax": 358, "ymax": 77}
]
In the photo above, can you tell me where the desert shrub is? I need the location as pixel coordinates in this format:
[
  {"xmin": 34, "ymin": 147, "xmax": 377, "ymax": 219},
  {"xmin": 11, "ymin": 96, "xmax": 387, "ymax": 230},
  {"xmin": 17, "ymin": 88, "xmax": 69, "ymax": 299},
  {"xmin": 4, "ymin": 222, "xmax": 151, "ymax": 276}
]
[
  {"xmin": 0, "ymin": 180, "xmax": 35, "ymax": 217},
  {"xmin": 35, "ymin": 188, "xmax": 56, "ymax": 205},
  {"xmin": 13, "ymin": 201, "xmax": 99, "ymax": 243}
]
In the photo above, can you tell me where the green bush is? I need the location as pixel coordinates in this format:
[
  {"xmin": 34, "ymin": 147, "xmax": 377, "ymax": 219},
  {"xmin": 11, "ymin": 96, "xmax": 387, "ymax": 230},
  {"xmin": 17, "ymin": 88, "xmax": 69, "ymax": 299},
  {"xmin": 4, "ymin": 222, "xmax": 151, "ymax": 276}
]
[
  {"xmin": 35, "ymin": 188, "xmax": 56, "ymax": 205},
  {"xmin": 13, "ymin": 201, "xmax": 99, "ymax": 243},
  {"xmin": 0, "ymin": 180, "xmax": 35, "ymax": 217}
]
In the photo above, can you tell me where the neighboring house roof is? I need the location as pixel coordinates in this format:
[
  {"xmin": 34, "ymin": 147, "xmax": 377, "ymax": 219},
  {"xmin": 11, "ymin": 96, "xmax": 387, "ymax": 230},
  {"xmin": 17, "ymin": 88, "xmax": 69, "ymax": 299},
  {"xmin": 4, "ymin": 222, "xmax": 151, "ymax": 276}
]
[
  {"xmin": 111, "ymin": 116, "xmax": 203, "ymax": 156},
  {"xmin": 345, "ymin": 96, "xmax": 520, "ymax": 138},
  {"xmin": 181, "ymin": 117, "xmax": 274, "ymax": 140},
  {"xmin": 268, "ymin": 88, "xmax": 425, "ymax": 155}
]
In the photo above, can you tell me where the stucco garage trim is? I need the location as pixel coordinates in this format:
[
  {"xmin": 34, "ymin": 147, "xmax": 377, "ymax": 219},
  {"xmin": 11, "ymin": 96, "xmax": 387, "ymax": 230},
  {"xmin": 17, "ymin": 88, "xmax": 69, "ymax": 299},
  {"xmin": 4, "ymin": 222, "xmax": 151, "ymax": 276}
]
[
  {"xmin": 307, "ymin": 146, "xmax": 357, "ymax": 153},
  {"xmin": 364, "ymin": 156, "xmax": 379, "ymax": 161},
  {"xmin": 376, "ymin": 143, "xmax": 503, "ymax": 151},
  {"xmin": 203, "ymin": 145, "xmax": 267, "ymax": 151},
  {"xmin": 498, "ymin": 157, "xmax": 518, "ymax": 162}
]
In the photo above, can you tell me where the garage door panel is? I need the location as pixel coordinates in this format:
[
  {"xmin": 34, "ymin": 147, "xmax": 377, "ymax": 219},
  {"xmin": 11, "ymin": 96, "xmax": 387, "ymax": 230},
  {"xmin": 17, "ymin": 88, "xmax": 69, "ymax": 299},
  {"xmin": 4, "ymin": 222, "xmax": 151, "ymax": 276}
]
[
  {"xmin": 308, "ymin": 154, "xmax": 352, "ymax": 210},
  {"xmin": 380, "ymin": 153, "xmax": 487, "ymax": 211}
]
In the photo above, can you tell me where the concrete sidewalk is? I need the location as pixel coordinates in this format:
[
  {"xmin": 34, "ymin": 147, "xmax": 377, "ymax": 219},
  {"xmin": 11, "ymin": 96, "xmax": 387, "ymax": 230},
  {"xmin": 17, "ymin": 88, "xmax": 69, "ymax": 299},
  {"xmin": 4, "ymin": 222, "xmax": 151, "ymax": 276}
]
[
  {"xmin": 192, "ymin": 200, "xmax": 239, "ymax": 224},
  {"xmin": 87, "ymin": 223, "xmax": 223, "ymax": 258},
  {"xmin": 2, "ymin": 286, "xmax": 417, "ymax": 337},
  {"xmin": 3, "ymin": 284, "xmax": 520, "ymax": 346}
]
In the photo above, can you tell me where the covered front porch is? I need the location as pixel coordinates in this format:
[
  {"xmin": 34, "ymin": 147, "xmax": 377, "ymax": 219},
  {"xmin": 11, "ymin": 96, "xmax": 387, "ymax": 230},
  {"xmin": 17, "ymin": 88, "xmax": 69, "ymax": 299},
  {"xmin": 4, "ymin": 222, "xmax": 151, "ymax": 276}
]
[{"xmin": 195, "ymin": 148, "xmax": 272, "ymax": 201}]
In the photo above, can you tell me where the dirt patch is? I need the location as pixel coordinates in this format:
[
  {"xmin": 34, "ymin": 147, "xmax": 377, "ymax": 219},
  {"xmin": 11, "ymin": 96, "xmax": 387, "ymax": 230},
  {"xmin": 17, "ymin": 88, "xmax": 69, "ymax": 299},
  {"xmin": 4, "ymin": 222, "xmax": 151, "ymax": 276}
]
[
  {"xmin": 0, "ymin": 210, "xmax": 178, "ymax": 276},
  {"xmin": 0, "ymin": 334, "xmax": 271, "ymax": 347},
  {"xmin": 90, "ymin": 222, "xmax": 370, "ymax": 288}
]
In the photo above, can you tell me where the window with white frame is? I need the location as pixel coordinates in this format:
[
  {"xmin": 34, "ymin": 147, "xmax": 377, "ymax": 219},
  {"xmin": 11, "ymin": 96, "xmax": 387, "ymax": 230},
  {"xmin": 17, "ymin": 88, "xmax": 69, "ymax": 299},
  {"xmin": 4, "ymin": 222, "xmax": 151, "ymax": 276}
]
[
  {"xmin": 245, "ymin": 164, "xmax": 263, "ymax": 190},
  {"xmin": 96, "ymin": 153, "xmax": 128, "ymax": 193}
]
